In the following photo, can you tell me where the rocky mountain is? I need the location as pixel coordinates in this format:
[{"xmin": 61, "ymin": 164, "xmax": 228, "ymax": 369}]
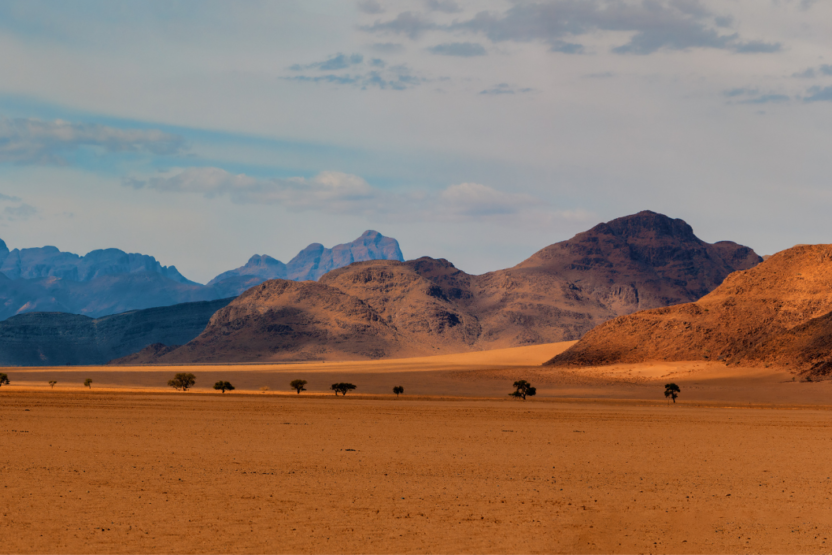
[
  {"xmin": 0, "ymin": 231, "xmax": 403, "ymax": 321},
  {"xmin": 546, "ymin": 244, "xmax": 832, "ymax": 379},
  {"xmin": 121, "ymin": 211, "xmax": 763, "ymax": 363},
  {"xmin": 207, "ymin": 230, "xmax": 404, "ymax": 286},
  {"xmin": 0, "ymin": 298, "xmax": 233, "ymax": 366}
]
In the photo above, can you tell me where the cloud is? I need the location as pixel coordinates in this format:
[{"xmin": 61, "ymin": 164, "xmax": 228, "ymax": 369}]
[
  {"xmin": 0, "ymin": 193, "xmax": 22, "ymax": 202},
  {"xmin": 360, "ymin": 11, "xmax": 436, "ymax": 40},
  {"xmin": 126, "ymin": 167, "xmax": 379, "ymax": 215},
  {"xmin": 480, "ymin": 83, "xmax": 532, "ymax": 95},
  {"xmin": 437, "ymin": 1, "xmax": 783, "ymax": 55},
  {"xmin": 794, "ymin": 64, "xmax": 832, "ymax": 78},
  {"xmin": 0, "ymin": 117, "xmax": 187, "ymax": 165},
  {"xmin": 357, "ymin": 0, "xmax": 384, "ymax": 14},
  {"xmin": 290, "ymin": 53, "xmax": 364, "ymax": 71},
  {"xmin": 437, "ymin": 182, "xmax": 538, "ymax": 218},
  {"xmin": 804, "ymin": 86, "xmax": 832, "ymax": 102},
  {"xmin": 368, "ymin": 42, "xmax": 405, "ymax": 53},
  {"xmin": 724, "ymin": 88, "xmax": 789, "ymax": 104},
  {"xmin": 428, "ymin": 42, "xmax": 487, "ymax": 57},
  {"xmin": 125, "ymin": 168, "xmax": 555, "ymax": 226},
  {"xmin": 3, "ymin": 203, "xmax": 37, "ymax": 221},
  {"xmin": 424, "ymin": 0, "xmax": 461, "ymax": 13},
  {"xmin": 284, "ymin": 63, "xmax": 425, "ymax": 91}
]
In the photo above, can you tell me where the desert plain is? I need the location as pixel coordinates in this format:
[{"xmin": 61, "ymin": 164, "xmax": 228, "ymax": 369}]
[{"xmin": 3, "ymin": 342, "xmax": 832, "ymax": 554}]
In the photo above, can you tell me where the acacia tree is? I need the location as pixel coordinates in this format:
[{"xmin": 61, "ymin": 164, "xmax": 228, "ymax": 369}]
[
  {"xmin": 393, "ymin": 386, "xmax": 404, "ymax": 397},
  {"xmin": 0, "ymin": 373, "xmax": 9, "ymax": 387},
  {"xmin": 213, "ymin": 381, "xmax": 235, "ymax": 393},
  {"xmin": 290, "ymin": 379, "xmax": 308, "ymax": 394},
  {"xmin": 48, "ymin": 380, "xmax": 57, "ymax": 389},
  {"xmin": 168, "ymin": 373, "xmax": 196, "ymax": 391},
  {"xmin": 510, "ymin": 380, "xmax": 537, "ymax": 400},
  {"xmin": 664, "ymin": 383, "xmax": 681, "ymax": 404},
  {"xmin": 330, "ymin": 383, "xmax": 357, "ymax": 396},
  {"xmin": 84, "ymin": 378, "xmax": 93, "ymax": 389}
]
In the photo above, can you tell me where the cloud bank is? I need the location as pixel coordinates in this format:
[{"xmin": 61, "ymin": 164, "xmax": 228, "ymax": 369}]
[{"xmin": 0, "ymin": 117, "xmax": 187, "ymax": 165}]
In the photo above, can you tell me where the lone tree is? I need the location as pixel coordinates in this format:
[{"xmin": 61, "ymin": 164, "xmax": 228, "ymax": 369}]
[
  {"xmin": 0, "ymin": 373, "xmax": 9, "ymax": 387},
  {"xmin": 290, "ymin": 379, "xmax": 308, "ymax": 394},
  {"xmin": 48, "ymin": 380, "xmax": 57, "ymax": 389},
  {"xmin": 664, "ymin": 383, "xmax": 681, "ymax": 404},
  {"xmin": 510, "ymin": 380, "xmax": 537, "ymax": 400},
  {"xmin": 84, "ymin": 378, "xmax": 93, "ymax": 389},
  {"xmin": 213, "ymin": 381, "xmax": 235, "ymax": 394},
  {"xmin": 330, "ymin": 382, "xmax": 357, "ymax": 396},
  {"xmin": 393, "ymin": 385, "xmax": 404, "ymax": 397},
  {"xmin": 168, "ymin": 373, "xmax": 196, "ymax": 391}
]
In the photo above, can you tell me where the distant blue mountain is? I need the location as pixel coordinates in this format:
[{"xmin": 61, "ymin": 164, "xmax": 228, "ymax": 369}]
[{"xmin": 0, "ymin": 231, "xmax": 404, "ymax": 321}]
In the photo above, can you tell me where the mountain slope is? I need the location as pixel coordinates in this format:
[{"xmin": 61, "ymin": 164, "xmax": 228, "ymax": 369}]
[
  {"xmin": 546, "ymin": 244, "xmax": 832, "ymax": 376},
  {"xmin": 0, "ymin": 298, "xmax": 233, "ymax": 366},
  {"xmin": 128, "ymin": 211, "xmax": 762, "ymax": 363}
]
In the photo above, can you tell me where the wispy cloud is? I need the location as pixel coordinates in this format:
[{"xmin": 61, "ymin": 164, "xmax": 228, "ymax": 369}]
[
  {"xmin": 0, "ymin": 117, "xmax": 187, "ymax": 165},
  {"xmin": 804, "ymin": 86, "xmax": 832, "ymax": 103},
  {"xmin": 363, "ymin": 1, "xmax": 782, "ymax": 56},
  {"xmin": 428, "ymin": 42, "xmax": 486, "ymax": 57},
  {"xmin": 357, "ymin": 0, "xmax": 384, "ymax": 14},
  {"xmin": 290, "ymin": 53, "xmax": 365, "ymax": 71},
  {"xmin": 125, "ymin": 167, "xmax": 556, "ymax": 225},
  {"xmin": 480, "ymin": 83, "xmax": 532, "ymax": 95},
  {"xmin": 2, "ymin": 203, "xmax": 37, "ymax": 221},
  {"xmin": 724, "ymin": 88, "xmax": 789, "ymax": 104},
  {"xmin": 424, "ymin": 0, "xmax": 461, "ymax": 13},
  {"xmin": 0, "ymin": 193, "xmax": 22, "ymax": 202}
]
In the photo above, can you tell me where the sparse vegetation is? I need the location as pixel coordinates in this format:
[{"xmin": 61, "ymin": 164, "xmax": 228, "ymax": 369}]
[
  {"xmin": 0, "ymin": 373, "xmax": 9, "ymax": 387},
  {"xmin": 664, "ymin": 383, "xmax": 680, "ymax": 403},
  {"xmin": 84, "ymin": 378, "xmax": 93, "ymax": 389},
  {"xmin": 259, "ymin": 386, "xmax": 270, "ymax": 393},
  {"xmin": 393, "ymin": 385, "xmax": 404, "ymax": 397},
  {"xmin": 168, "ymin": 373, "xmax": 196, "ymax": 391},
  {"xmin": 213, "ymin": 381, "xmax": 235, "ymax": 393},
  {"xmin": 331, "ymin": 382, "xmax": 357, "ymax": 396},
  {"xmin": 48, "ymin": 380, "xmax": 57, "ymax": 389},
  {"xmin": 510, "ymin": 380, "xmax": 536, "ymax": 400},
  {"xmin": 290, "ymin": 379, "xmax": 308, "ymax": 394}
]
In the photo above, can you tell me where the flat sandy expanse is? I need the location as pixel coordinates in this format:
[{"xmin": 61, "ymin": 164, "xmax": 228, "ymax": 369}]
[
  {"xmin": 3, "ymin": 391, "xmax": 832, "ymax": 554},
  {"xmin": 4, "ymin": 343, "xmax": 832, "ymax": 553}
]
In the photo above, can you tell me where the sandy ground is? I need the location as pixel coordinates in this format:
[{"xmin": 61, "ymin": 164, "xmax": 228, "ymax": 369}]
[
  {"xmin": 4, "ymin": 343, "xmax": 832, "ymax": 553},
  {"xmin": 3, "ymin": 391, "xmax": 832, "ymax": 554}
]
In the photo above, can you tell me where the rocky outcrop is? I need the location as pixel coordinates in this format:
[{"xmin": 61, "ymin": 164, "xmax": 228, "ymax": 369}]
[
  {"xmin": 546, "ymin": 244, "xmax": 832, "ymax": 377},
  {"xmin": 0, "ymin": 298, "xmax": 233, "ymax": 366}
]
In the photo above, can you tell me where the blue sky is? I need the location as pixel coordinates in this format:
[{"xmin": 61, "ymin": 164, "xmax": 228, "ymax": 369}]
[{"xmin": 0, "ymin": 0, "xmax": 830, "ymax": 283}]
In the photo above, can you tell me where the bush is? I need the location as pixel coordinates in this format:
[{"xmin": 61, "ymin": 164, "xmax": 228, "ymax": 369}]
[
  {"xmin": 48, "ymin": 380, "xmax": 57, "ymax": 389},
  {"xmin": 0, "ymin": 373, "xmax": 9, "ymax": 387},
  {"xmin": 168, "ymin": 373, "xmax": 196, "ymax": 391},
  {"xmin": 393, "ymin": 386, "xmax": 404, "ymax": 397},
  {"xmin": 259, "ymin": 386, "xmax": 270, "ymax": 393},
  {"xmin": 330, "ymin": 382, "xmax": 357, "ymax": 396},
  {"xmin": 84, "ymin": 378, "xmax": 93, "ymax": 389},
  {"xmin": 664, "ymin": 383, "xmax": 680, "ymax": 403},
  {"xmin": 213, "ymin": 381, "xmax": 235, "ymax": 393},
  {"xmin": 290, "ymin": 379, "xmax": 308, "ymax": 394},
  {"xmin": 510, "ymin": 380, "xmax": 536, "ymax": 400}
]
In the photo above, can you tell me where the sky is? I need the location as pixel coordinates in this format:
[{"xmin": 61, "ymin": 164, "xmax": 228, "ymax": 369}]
[{"xmin": 0, "ymin": 0, "xmax": 830, "ymax": 283}]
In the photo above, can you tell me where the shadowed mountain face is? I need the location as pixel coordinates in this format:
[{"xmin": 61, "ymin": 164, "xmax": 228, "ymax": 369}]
[
  {"xmin": 125, "ymin": 211, "xmax": 762, "ymax": 363},
  {"xmin": 0, "ymin": 231, "xmax": 403, "ymax": 321},
  {"xmin": 0, "ymin": 298, "xmax": 233, "ymax": 366},
  {"xmin": 546, "ymin": 244, "xmax": 832, "ymax": 379}
]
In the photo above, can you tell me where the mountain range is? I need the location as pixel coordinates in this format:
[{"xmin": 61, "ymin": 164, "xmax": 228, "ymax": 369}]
[
  {"xmin": 546, "ymin": 243, "xmax": 832, "ymax": 380},
  {"xmin": 0, "ymin": 230, "xmax": 403, "ymax": 321},
  {"xmin": 115, "ymin": 211, "xmax": 763, "ymax": 364}
]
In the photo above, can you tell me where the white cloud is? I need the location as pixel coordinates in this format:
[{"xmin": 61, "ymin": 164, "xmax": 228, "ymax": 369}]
[
  {"xmin": 438, "ymin": 182, "xmax": 538, "ymax": 217},
  {"xmin": 0, "ymin": 117, "xmax": 186, "ymax": 165},
  {"xmin": 127, "ymin": 167, "xmax": 377, "ymax": 214}
]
